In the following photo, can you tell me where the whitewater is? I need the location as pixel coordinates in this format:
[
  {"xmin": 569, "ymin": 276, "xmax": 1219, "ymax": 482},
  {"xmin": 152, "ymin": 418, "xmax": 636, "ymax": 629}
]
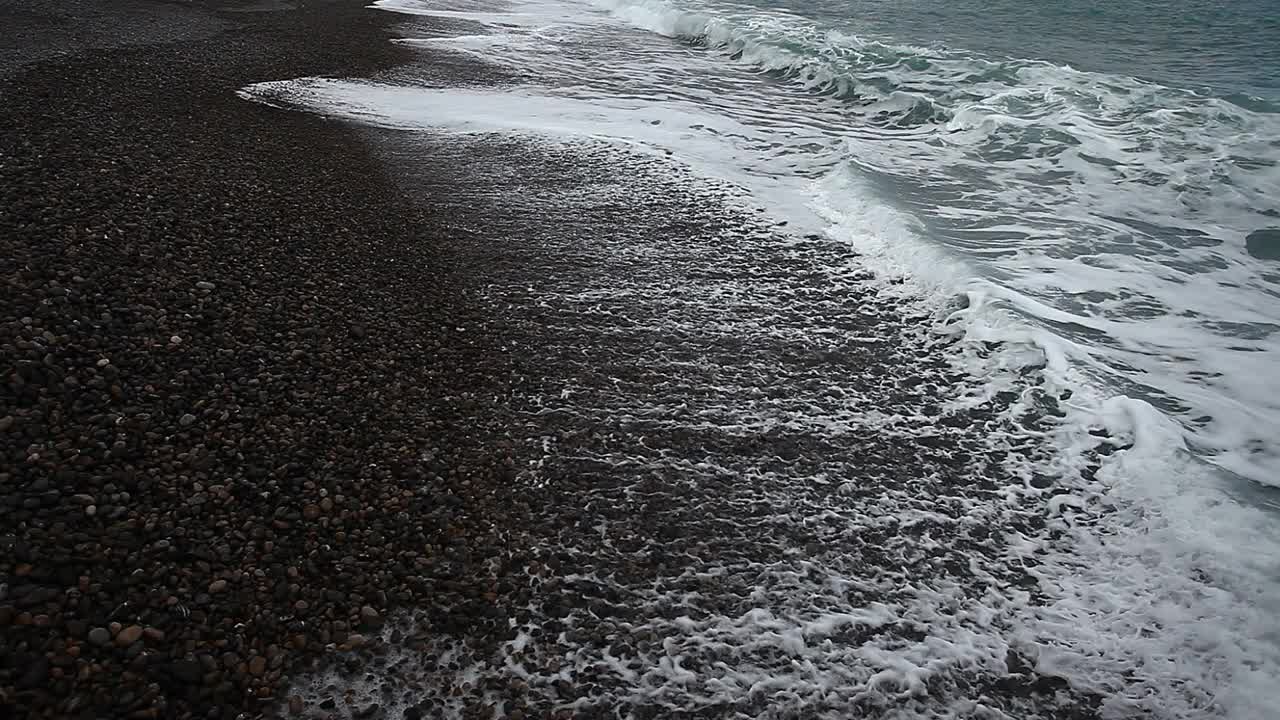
[{"xmin": 240, "ymin": 0, "xmax": 1280, "ymax": 717}]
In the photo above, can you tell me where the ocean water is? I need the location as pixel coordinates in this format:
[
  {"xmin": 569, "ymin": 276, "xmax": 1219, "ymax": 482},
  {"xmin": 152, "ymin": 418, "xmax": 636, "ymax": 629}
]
[{"xmin": 241, "ymin": 0, "xmax": 1280, "ymax": 717}]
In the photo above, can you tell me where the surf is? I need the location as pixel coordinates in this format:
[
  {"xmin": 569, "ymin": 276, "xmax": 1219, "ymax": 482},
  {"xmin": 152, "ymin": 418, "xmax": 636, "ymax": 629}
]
[{"xmin": 239, "ymin": 0, "xmax": 1280, "ymax": 716}]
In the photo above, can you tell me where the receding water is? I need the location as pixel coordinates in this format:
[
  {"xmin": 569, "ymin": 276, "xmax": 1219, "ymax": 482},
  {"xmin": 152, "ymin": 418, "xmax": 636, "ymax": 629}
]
[{"xmin": 241, "ymin": 0, "xmax": 1280, "ymax": 716}]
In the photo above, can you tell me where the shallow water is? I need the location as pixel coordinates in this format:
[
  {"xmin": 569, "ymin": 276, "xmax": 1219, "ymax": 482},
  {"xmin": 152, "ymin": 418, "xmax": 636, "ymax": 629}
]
[{"xmin": 241, "ymin": 0, "xmax": 1280, "ymax": 716}]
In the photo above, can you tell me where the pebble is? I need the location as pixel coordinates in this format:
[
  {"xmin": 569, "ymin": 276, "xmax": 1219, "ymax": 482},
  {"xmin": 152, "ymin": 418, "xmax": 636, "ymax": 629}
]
[
  {"xmin": 170, "ymin": 659, "xmax": 203, "ymax": 685},
  {"xmin": 0, "ymin": 2, "xmax": 531, "ymax": 717},
  {"xmin": 115, "ymin": 625, "xmax": 144, "ymax": 647}
]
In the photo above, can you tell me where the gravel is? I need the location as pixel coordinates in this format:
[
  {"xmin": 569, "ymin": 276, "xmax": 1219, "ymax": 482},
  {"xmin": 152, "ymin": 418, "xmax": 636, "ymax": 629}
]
[
  {"xmin": 0, "ymin": 0, "xmax": 1119, "ymax": 718},
  {"xmin": 0, "ymin": 0, "xmax": 528, "ymax": 717}
]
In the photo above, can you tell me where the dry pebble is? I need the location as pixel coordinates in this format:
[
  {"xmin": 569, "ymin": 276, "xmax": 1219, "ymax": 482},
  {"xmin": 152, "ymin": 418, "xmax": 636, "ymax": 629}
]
[
  {"xmin": 114, "ymin": 625, "xmax": 144, "ymax": 647},
  {"xmin": 0, "ymin": 0, "xmax": 528, "ymax": 717},
  {"xmin": 248, "ymin": 656, "xmax": 267, "ymax": 677}
]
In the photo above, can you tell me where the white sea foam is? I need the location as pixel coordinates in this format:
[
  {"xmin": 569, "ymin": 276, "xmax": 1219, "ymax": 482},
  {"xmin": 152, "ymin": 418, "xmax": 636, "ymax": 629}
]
[
  {"xmin": 574, "ymin": 0, "xmax": 1280, "ymax": 489},
  {"xmin": 240, "ymin": 0, "xmax": 1280, "ymax": 716}
]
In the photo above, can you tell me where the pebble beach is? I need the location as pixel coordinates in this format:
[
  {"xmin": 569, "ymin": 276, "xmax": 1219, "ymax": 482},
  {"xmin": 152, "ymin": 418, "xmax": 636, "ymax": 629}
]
[
  {"xmin": 1, "ymin": 1, "xmax": 529, "ymax": 717},
  {"xmin": 7, "ymin": 0, "xmax": 1272, "ymax": 718}
]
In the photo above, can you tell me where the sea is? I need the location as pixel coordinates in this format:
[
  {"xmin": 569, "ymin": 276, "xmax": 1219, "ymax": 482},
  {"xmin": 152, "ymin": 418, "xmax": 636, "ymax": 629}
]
[{"xmin": 242, "ymin": 0, "xmax": 1280, "ymax": 717}]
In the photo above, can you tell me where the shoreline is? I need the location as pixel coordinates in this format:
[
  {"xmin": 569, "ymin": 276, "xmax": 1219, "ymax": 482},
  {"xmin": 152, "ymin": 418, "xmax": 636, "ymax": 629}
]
[
  {"xmin": 247, "ymin": 33, "xmax": 1120, "ymax": 720},
  {"xmin": 1, "ymin": 1, "xmax": 526, "ymax": 717},
  {"xmin": 3, "ymin": 0, "xmax": 1239, "ymax": 717}
]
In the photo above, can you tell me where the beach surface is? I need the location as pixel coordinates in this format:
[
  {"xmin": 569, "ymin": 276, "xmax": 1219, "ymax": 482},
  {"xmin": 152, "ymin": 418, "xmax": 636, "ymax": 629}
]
[
  {"xmin": 1, "ymin": 1, "xmax": 535, "ymax": 717},
  {"xmin": 4, "ymin": 1, "xmax": 1249, "ymax": 719}
]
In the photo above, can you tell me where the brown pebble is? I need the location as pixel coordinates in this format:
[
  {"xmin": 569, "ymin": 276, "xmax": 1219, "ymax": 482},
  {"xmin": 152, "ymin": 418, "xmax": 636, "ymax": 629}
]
[
  {"xmin": 248, "ymin": 656, "xmax": 267, "ymax": 676},
  {"xmin": 209, "ymin": 579, "xmax": 228, "ymax": 593},
  {"xmin": 288, "ymin": 695, "xmax": 304, "ymax": 715},
  {"xmin": 115, "ymin": 625, "xmax": 144, "ymax": 647}
]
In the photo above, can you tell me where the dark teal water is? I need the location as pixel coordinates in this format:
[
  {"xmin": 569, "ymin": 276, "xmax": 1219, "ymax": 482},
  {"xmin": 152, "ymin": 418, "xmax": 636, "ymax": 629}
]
[{"xmin": 753, "ymin": 0, "xmax": 1280, "ymax": 102}]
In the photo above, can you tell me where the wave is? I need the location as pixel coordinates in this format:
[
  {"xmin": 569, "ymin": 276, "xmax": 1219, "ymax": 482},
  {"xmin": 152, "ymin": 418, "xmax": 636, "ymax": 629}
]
[
  {"xmin": 591, "ymin": 0, "xmax": 1280, "ymax": 489},
  {"xmin": 591, "ymin": 0, "xmax": 954, "ymax": 127},
  {"xmin": 592, "ymin": 0, "xmax": 1280, "ymax": 115}
]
